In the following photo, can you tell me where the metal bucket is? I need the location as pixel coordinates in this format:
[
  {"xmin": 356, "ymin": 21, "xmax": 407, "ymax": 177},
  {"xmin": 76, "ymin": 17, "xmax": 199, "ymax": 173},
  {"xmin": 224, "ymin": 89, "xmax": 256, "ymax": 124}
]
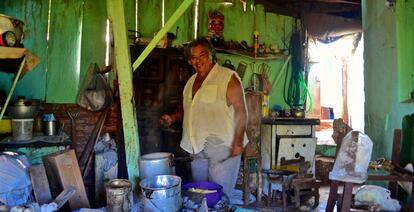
[
  {"xmin": 105, "ymin": 179, "xmax": 133, "ymax": 212},
  {"xmin": 139, "ymin": 152, "xmax": 174, "ymax": 180},
  {"xmin": 140, "ymin": 175, "xmax": 182, "ymax": 212}
]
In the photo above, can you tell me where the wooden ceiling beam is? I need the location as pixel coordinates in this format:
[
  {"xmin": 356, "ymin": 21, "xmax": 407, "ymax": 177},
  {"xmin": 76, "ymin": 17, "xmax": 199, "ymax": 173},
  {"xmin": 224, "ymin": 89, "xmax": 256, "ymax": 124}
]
[{"xmin": 256, "ymin": 0, "xmax": 360, "ymax": 19}]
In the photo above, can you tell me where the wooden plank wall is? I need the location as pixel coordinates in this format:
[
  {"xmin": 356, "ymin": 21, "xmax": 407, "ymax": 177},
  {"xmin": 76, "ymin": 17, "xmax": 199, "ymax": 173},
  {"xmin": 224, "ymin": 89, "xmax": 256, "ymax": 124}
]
[
  {"xmin": 0, "ymin": 0, "xmax": 135, "ymax": 103},
  {"xmin": 0, "ymin": 0, "xmax": 48, "ymax": 100}
]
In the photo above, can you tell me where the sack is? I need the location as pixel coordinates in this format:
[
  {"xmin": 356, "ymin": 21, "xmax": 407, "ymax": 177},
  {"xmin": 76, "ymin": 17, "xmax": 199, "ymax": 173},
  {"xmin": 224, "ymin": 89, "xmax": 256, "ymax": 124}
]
[
  {"xmin": 354, "ymin": 185, "xmax": 401, "ymax": 211},
  {"xmin": 77, "ymin": 63, "xmax": 112, "ymax": 111}
]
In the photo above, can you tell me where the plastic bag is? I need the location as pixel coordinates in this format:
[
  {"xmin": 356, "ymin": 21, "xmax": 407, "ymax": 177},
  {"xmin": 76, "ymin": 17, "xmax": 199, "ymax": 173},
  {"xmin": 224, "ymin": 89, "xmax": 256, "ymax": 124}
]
[
  {"xmin": 354, "ymin": 185, "xmax": 401, "ymax": 211},
  {"xmin": 329, "ymin": 131, "xmax": 373, "ymax": 183},
  {"xmin": 94, "ymin": 133, "xmax": 118, "ymax": 172},
  {"xmin": 0, "ymin": 152, "xmax": 32, "ymax": 206},
  {"xmin": 77, "ymin": 63, "xmax": 112, "ymax": 111}
]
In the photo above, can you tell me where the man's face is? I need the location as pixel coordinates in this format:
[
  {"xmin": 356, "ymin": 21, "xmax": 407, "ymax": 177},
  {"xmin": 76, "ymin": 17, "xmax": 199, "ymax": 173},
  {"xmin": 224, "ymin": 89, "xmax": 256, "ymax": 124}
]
[{"xmin": 190, "ymin": 44, "xmax": 213, "ymax": 74}]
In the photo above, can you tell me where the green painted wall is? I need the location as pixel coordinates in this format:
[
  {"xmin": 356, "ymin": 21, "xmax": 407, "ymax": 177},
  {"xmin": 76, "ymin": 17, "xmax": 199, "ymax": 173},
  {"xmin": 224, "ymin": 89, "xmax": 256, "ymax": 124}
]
[
  {"xmin": 0, "ymin": 0, "xmax": 48, "ymax": 100},
  {"xmin": 396, "ymin": 0, "xmax": 414, "ymax": 101},
  {"xmin": 1, "ymin": 0, "xmax": 295, "ymax": 109},
  {"xmin": 46, "ymin": 0, "xmax": 83, "ymax": 103},
  {"xmin": 363, "ymin": 0, "xmax": 414, "ymax": 159}
]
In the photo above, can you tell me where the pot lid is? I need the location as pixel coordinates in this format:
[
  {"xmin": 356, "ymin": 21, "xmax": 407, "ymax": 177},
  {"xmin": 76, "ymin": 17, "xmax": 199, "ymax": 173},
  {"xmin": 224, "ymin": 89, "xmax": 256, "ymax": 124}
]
[{"xmin": 140, "ymin": 152, "xmax": 172, "ymax": 160}]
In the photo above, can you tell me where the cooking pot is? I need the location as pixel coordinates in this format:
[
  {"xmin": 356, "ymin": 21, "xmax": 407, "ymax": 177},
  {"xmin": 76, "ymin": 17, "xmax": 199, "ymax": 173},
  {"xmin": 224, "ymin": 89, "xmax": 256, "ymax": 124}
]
[
  {"xmin": 7, "ymin": 99, "xmax": 40, "ymax": 119},
  {"xmin": 139, "ymin": 152, "xmax": 174, "ymax": 180},
  {"xmin": 222, "ymin": 59, "xmax": 235, "ymax": 70},
  {"xmin": 292, "ymin": 108, "xmax": 305, "ymax": 118},
  {"xmin": 140, "ymin": 175, "xmax": 182, "ymax": 212}
]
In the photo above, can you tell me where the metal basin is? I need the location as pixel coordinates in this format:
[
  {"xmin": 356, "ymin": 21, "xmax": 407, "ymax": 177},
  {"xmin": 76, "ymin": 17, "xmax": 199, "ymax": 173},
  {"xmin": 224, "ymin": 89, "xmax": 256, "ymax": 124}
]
[{"xmin": 140, "ymin": 175, "xmax": 182, "ymax": 212}]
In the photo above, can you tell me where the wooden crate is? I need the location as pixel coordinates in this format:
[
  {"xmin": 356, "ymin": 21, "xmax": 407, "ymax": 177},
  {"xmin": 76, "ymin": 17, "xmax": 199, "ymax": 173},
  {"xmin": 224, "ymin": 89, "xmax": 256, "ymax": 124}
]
[{"xmin": 43, "ymin": 149, "xmax": 90, "ymax": 210}]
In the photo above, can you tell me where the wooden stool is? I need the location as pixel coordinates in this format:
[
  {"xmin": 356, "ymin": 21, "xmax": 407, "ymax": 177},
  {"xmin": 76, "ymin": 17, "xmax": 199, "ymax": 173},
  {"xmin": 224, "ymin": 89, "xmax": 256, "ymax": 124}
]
[
  {"xmin": 326, "ymin": 180, "xmax": 355, "ymax": 212},
  {"xmin": 291, "ymin": 177, "xmax": 321, "ymax": 209},
  {"xmin": 263, "ymin": 170, "xmax": 296, "ymax": 210}
]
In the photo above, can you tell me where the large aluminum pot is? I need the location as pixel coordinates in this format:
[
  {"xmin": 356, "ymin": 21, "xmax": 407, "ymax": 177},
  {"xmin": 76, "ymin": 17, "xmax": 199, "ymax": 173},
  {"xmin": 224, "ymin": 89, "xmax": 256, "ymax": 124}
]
[
  {"xmin": 139, "ymin": 152, "xmax": 174, "ymax": 180},
  {"xmin": 140, "ymin": 175, "xmax": 182, "ymax": 212},
  {"xmin": 7, "ymin": 99, "xmax": 40, "ymax": 119}
]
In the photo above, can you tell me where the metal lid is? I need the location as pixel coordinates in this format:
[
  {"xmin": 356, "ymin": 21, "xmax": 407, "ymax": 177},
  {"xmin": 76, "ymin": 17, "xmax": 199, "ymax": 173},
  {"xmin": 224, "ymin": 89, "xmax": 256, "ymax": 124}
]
[{"xmin": 140, "ymin": 152, "xmax": 172, "ymax": 160}]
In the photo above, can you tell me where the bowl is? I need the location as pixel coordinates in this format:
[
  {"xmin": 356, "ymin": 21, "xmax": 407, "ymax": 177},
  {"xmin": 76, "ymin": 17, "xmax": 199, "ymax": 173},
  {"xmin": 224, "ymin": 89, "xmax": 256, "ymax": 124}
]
[{"xmin": 182, "ymin": 181, "xmax": 223, "ymax": 207}]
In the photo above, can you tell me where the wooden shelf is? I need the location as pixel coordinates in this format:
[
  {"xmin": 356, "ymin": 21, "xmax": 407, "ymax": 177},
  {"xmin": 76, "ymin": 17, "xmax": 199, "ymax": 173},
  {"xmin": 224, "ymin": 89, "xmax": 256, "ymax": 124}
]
[
  {"xmin": 216, "ymin": 48, "xmax": 287, "ymax": 60},
  {"xmin": 0, "ymin": 47, "xmax": 26, "ymax": 74},
  {"xmin": 0, "ymin": 47, "xmax": 39, "ymax": 75}
]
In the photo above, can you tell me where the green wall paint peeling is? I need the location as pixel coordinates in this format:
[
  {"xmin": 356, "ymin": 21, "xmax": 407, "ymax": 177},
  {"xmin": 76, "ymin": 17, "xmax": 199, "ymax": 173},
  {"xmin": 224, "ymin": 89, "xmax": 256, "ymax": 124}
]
[
  {"xmin": 363, "ymin": 0, "xmax": 414, "ymax": 159},
  {"xmin": 1, "ymin": 0, "xmax": 296, "ymax": 108},
  {"xmin": 397, "ymin": 0, "xmax": 414, "ymax": 101},
  {"xmin": 46, "ymin": 0, "xmax": 82, "ymax": 103},
  {"xmin": 79, "ymin": 0, "xmax": 107, "ymax": 83},
  {"xmin": 138, "ymin": 0, "xmax": 162, "ymax": 39},
  {"xmin": 0, "ymin": 0, "xmax": 48, "ymax": 101}
]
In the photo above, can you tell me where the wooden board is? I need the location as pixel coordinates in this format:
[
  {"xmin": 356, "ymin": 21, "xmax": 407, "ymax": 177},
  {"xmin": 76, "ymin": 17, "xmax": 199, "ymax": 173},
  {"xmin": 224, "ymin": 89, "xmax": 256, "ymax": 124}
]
[
  {"xmin": 28, "ymin": 165, "xmax": 53, "ymax": 204},
  {"xmin": 42, "ymin": 149, "xmax": 90, "ymax": 210}
]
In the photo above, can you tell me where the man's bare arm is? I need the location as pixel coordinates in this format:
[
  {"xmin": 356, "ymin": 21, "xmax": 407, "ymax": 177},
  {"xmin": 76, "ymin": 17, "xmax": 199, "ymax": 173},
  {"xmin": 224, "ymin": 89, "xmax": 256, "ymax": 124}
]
[{"xmin": 227, "ymin": 74, "xmax": 247, "ymax": 156}]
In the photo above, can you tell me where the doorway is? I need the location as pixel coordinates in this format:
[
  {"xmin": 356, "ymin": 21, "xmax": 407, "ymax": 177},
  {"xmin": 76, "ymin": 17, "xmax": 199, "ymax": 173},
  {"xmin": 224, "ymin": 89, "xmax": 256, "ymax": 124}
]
[{"xmin": 307, "ymin": 34, "xmax": 365, "ymax": 145}]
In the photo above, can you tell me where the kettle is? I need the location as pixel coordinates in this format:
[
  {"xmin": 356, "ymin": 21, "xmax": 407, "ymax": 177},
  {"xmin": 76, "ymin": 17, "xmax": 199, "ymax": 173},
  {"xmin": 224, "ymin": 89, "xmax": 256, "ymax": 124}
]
[{"xmin": 222, "ymin": 59, "xmax": 235, "ymax": 70}]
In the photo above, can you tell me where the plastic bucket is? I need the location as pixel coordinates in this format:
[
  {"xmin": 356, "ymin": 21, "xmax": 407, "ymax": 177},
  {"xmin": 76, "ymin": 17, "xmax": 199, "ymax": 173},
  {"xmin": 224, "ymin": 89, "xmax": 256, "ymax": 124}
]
[
  {"xmin": 140, "ymin": 175, "xmax": 182, "ymax": 212},
  {"xmin": 105, "ymin": 179, "xmax": 133, "ymax": 212},
  {"xmin": 11, "ymin": 119, "xmax": 33, "ymax": 141}
]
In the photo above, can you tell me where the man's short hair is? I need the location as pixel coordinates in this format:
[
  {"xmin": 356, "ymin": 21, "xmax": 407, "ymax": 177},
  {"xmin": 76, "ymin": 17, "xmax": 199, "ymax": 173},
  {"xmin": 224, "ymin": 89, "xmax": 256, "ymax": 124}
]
[{"xmin": 187, "ymin": 37, "xmax": 217, "ymax": 63}]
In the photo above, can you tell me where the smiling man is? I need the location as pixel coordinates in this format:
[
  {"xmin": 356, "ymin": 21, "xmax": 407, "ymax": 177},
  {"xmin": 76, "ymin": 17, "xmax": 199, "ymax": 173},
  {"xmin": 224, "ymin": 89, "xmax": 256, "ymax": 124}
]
[{"xmin": 160, "ymin": 37, "xmax": 248, "ymax": 197}]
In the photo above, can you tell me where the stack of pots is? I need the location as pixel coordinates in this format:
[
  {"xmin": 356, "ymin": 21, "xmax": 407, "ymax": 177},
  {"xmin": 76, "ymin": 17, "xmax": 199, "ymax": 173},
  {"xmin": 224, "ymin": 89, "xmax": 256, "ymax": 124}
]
[
  {"xmin": 138, "ymin": 152, "xmax": 182, "ymax": 212},
  {"xmin": 6, "ymin": 99, "xmax": 40, "ymax": 141}
]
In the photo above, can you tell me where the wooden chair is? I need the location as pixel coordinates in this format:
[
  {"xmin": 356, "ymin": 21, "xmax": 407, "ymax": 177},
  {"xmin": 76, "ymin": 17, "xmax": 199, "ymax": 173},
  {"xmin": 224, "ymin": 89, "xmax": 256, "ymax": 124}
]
[{"xmin": 326, "ymin": 119, "xmax": 414, "ymax": 211}]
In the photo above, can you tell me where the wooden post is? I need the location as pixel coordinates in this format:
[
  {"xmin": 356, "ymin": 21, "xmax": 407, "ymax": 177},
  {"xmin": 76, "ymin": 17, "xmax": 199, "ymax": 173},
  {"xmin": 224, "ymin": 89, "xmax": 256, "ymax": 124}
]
[
  {"xmin": 107, "ymin": 0, "xmax": 140, "ymax": 188},
  {"xmin": 0, "ymin": 56, "xmax": 26, "ymax": 120}
]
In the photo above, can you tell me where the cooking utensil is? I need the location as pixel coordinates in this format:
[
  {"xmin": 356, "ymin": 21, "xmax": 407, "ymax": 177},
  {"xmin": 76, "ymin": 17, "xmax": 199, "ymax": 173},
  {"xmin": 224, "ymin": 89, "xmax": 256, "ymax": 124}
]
[
  {"xmin": 7, "ymin": 99, "xmax": 40, "ymax": 119},
  {"xmin": 67, "ymin": 109, "xmax": 80, "ymax": 148},
  {"xmin": 140, "ymin": 175, "xmax": 182, "ymax": 212},
  {"xmin": 139, "ymin": 152, "xmax": 174, "ymax": 180},
  {"xmin": 222, "ymin": 59, "xmax": 235, "ymax": 70},
  {"xmin": 292, "ymin": 108, "xmax": 305, "ymax": 118}
]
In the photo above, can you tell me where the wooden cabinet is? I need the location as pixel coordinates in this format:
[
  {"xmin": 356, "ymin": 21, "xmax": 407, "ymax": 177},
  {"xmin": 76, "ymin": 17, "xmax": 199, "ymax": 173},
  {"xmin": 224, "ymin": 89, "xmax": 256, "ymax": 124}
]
[{"xmin": 130, "ymin": 46, "xmax": 194, "ymax": 155}]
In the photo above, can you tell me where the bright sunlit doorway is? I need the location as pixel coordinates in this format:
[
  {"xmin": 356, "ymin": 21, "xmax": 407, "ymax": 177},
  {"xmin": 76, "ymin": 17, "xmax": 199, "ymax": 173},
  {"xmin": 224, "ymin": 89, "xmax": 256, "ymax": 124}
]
[{"xmin": 307, "ymin": 34, "xmax": 365, "ymax": 145}]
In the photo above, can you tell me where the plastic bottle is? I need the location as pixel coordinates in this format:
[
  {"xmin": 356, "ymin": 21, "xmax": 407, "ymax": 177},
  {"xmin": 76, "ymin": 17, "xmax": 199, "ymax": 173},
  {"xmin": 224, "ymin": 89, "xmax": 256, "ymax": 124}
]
[
  {"xmin": 253, "ymin": 31, "xmax": 259, "ymax": 57},
  {"xmin": 262, "ymin": 92, "xmax": 269, "ymax": 117}
]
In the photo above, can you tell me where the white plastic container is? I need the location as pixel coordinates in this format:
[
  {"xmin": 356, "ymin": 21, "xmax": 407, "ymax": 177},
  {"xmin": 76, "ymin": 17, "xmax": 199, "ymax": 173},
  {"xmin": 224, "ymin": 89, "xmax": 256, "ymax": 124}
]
[{"xmin": 11, "ymin": 119, "xmax": 33, "ymax": 141}]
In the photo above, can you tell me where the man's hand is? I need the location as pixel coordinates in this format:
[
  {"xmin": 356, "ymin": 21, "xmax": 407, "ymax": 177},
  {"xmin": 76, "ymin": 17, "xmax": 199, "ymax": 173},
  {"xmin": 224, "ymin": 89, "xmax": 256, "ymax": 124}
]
[
  {"xmin": 231, "ymin": 143, "xmax": 244, "ymax": 156},
  {"xmin": 160, "ymin": 114, "xmax": 173, "ymax": 128}
]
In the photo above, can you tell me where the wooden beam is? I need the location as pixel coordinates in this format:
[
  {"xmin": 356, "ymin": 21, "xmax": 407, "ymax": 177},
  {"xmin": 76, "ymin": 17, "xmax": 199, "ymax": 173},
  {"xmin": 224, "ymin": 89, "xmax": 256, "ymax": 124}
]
[
  {"xmin": 107, "ymin": 0, "xmax": 140, "ymax": 189},
  {"xmin": 132, "ymin": 0, "xmax": 195, "ymax": 71},
  {"xmin": 256, "ymin": 0, "xmax": 360, "ymax": 18}
]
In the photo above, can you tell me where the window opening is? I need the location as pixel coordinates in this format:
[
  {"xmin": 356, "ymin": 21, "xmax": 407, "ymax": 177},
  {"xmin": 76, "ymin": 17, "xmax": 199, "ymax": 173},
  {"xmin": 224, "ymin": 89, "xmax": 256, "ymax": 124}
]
[{"xmin": 307, "ymin": 34, "xmax": 365, "ymax": 145}]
